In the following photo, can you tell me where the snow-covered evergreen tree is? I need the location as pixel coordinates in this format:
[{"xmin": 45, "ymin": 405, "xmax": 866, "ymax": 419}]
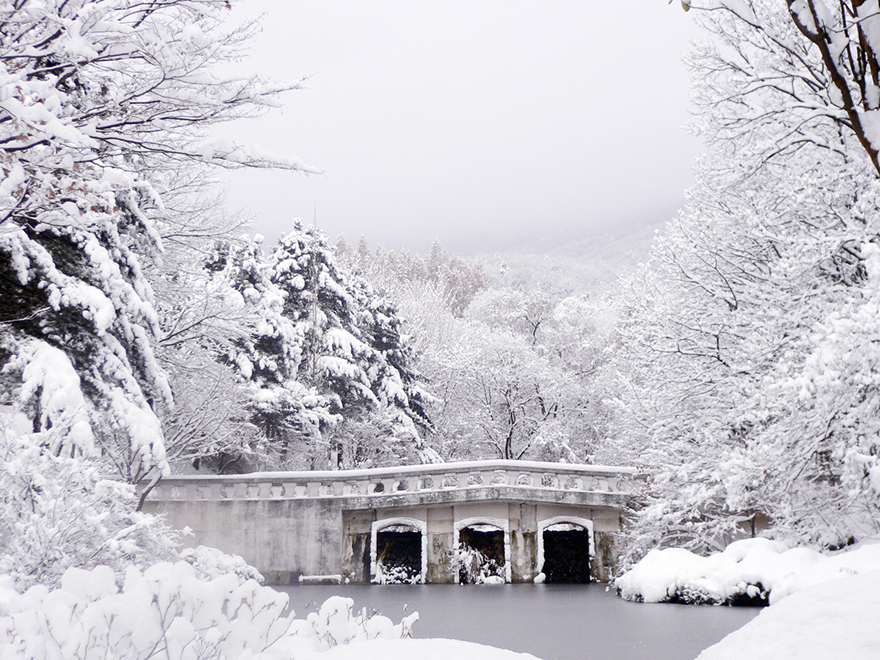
[
  {"xmin": 205, "ymin": 232, "xmax": 333, "ymax": 468},
  {"xmin": 271, "ymin": 223, "xmax": 434, "ymax": 467},
  {"xmin": 0, "ymin": 0, "xmax": 311, "ymax": 482},
  {"xmin": 207, "ymin": 223, "xmax": 434, "ymax": 469}
]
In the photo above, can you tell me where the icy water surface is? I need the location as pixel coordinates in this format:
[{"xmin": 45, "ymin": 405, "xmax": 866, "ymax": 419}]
[{"xmin": 274, "ymin": 583, "xmax": 759, "ymax": 660}]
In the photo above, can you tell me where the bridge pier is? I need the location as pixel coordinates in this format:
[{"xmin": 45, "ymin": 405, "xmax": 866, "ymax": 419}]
[
  {"xmin": 142, "ymin": 460, "xmax": 635, "ymax": 585},
  {"xmin": 427, "ymin": 505, "xmax": 455, "ymax": 583}
]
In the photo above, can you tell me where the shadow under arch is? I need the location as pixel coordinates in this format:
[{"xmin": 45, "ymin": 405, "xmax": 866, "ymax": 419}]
[
  {"xmin": 370, "ymin": 517, "xmax": 428, "ymax": 584},
  {"xmin": 536, "ymin": 515, "xmax": 594, "ymax": 583}
]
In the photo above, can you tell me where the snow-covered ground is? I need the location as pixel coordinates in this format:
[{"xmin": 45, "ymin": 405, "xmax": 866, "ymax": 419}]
[
  {"xmin": 617, "ymin": 537, "xmax": 880, "ymax": 660},
  {"xmin": 310, "ymin": 638, "xmax": 541, "ymax": 660},
  {"xmin": 616, "ymin": 537, "xmax": 880, "ymax": 605},
  {"xmin": 695, "ymin": 569, "xmax": 880, "ymax": 660}
]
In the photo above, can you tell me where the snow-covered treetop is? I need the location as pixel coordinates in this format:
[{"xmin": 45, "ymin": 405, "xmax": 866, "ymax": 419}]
[
  {"xmin": 0, "ymin": 0, "xmax": 315, "ymax": 195},
  {"xmin": 684, "ymin": 0, "xmax": 880, "ymax": 176}
]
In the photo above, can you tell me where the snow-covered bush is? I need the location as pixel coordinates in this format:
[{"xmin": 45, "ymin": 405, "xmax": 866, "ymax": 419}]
[
  {"xmin": 0, "ymin": 406, "xmax": 271, "ymax": 594},
  {"xmin": 179, "ymin": 545, "xmax": 264, "ymax": 584},
  {"xmin": 457, "ymin": 546, "xmax": 506, "ymax": 585},
  {"xmin": 0, "ymin": 416, "xmax": 179, "ymax": 591},
  {"xmin": 0, "ymin": 563, "xmax": 418, "ymax": 660},
  {"xmin": 616, "ymin": 537, "xmax": 880, "ymax": 606},
  {"xmin": 307, "ymin": 596, "xmax": 418, "ymax": 649},
  {"xmin": 374, "ymin": 561, "xmax": 422, "ymax": 585}
]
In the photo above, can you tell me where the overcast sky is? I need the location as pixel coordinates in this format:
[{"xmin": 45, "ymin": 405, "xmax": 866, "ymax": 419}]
[{"xmin": 222, "ymin": 1, "xmax": 703, "ymax": 254}]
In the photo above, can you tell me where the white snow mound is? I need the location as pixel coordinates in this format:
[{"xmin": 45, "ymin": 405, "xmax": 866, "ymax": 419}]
[
  {"xmin": 696, "ymin": 569, "xmax": 880, "ymax": 660},
  {"xmin": 313, "ymin": 638, "xmax": 544, "ymax": 660},
  {"xmin": 616, "ymin": 537, "xmax": 880, "ymax": 605}
]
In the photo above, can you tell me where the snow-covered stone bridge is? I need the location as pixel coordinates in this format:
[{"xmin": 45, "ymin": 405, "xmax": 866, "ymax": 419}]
[{"xmin": 142, "ymin": 460, "xmax": 637, "ymax": 584}]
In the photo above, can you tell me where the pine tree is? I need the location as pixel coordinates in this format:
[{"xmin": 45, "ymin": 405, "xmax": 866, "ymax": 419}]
[
  {"xmin": 206, "ymin": 223, "xmax": 433, "ymax": 469},
  {"xmin": 268, "ymin": 222, "xmax": 433, "ymax": 467}
]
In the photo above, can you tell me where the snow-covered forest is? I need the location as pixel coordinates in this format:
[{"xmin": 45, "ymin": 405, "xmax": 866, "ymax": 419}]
[{"xmin": 2, "ymin": 0, "xmax": 880, "ymax": 658}]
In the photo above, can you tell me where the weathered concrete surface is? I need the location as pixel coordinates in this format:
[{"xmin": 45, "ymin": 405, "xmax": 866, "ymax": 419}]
[
  {"xmin": 144, "ymin": 498, "xmax": 343, "ymax": 585},
  {"xmin": 593, "ymin": 531, "xmax": 622, "ymax": 583},
  {"xmin": 341, "ymin": 509, "xmax": 375, "ymax": 584},
  {"xmin": 143, "ymin": 460, "xmax": 637, "ymax": 584},
  {"xmin": 342, "ymin": 486, "xmax": 630, "ymax": 511},
  {"xmin": 509, "ymin": 503, "xmax": 537, "ymax": 583},
  {"xmin": 426, "ymin": 505, "xmax": 455, "ymax": 583}
]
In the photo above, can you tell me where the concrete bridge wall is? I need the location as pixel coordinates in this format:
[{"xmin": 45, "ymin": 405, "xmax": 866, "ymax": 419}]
[{"xmin": 143, "ymin": 460, "xmax": 635, "ymax": 584}]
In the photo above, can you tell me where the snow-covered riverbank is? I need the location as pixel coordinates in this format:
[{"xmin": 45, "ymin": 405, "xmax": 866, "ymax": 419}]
[
  {"xmin": 696, "ymin": 569, "xmax": 880, "ymax": 660},
  {"xmin": 616, "ymin": 537, "xmax": 880, "ymax": 605},
  {"xmin": 616, "ymin": 537, "xmax": 880, "ymax": 660},
  {"xmin": 3, "ymin": 539, "xmax": 879, "ymax": 660}
]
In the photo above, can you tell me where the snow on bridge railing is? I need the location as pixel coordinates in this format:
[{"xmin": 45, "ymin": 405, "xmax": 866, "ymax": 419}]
[{"xmin": 145, "ymin": 459, "xmax": 637, "ymax": 503}]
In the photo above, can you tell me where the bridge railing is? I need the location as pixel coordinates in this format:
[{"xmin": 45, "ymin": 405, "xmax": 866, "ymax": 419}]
[{"xmin": 145, "ymin": 460, "xmax": 637, "ymax": 503}]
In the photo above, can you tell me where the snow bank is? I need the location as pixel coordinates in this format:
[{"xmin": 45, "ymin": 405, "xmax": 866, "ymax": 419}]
[
  {"xmin": 695, "ymin": 569, "xmax": 880, "ymax": 660},
  {"xmin": 616, "ymin": 537, "xmax": 880, "ymax": 605},
  {"xmin": 0, "ymin": 562, "xmax": 418, "ymax": 660},
  {"xmin": 314, "ymin": 638, "xmax": 543, "ymax": 660}
]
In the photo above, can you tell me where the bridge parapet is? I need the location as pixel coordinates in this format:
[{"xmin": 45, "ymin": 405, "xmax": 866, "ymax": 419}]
[{"xmin": 147, "ymin": 460, "xmax": 638, "ymax": 507}]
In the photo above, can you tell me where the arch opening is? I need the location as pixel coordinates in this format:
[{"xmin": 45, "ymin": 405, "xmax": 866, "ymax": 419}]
[
  {"xmin": 457, "ymin": 523, "xmax": 507, "ymax": 584},
  {"xmin": 371, "ymin": 518, "xmax": 426, "ymax": 584},
  {"xmin": 540, "ymin": 522, "xmax": 591, "ymax": 583}
]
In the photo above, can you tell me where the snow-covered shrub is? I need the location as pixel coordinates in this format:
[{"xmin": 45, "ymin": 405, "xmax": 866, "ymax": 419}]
[
  {"xmin": 615, "ymin": 537, "xmax": 880, "ymax": 606},
  {"xmin": 307, "ymin": 596, "xmax": 418, "ymax": 649},
  {"xmin": 0, "ymin": 563, "xmax": 418, "ymax": 660},
  {"xmin": 0, "ymin": 416, "xmax": 178, "ymax": 591},
  {"xmin": 457, "ymin": 546, "xmax": 506, "ymax": 585},
  {"xmin": 179, "ymin": 545, "xmax": 264, "ymax": 584},
  {"xmin": 374, "ymin": 561, "xmax": 422, "ymax": 585}
]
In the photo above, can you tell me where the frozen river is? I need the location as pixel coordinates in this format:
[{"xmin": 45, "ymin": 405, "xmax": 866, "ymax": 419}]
[{"xmin": 274, "ymin": 583, "xmax": 759, "ymax": 660}]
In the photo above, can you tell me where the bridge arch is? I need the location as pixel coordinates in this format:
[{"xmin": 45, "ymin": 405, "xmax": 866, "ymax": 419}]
[
  {"xmin": 454, "ymin": 516, "xmax": 512, "ymax": 584},
  {"xmin": 537, "ymin": 515, "xmax": 595, "ymax": 583},
  {"xmin": 370, "ymin": 517, "xmax": 427, "ymax": 583}
]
